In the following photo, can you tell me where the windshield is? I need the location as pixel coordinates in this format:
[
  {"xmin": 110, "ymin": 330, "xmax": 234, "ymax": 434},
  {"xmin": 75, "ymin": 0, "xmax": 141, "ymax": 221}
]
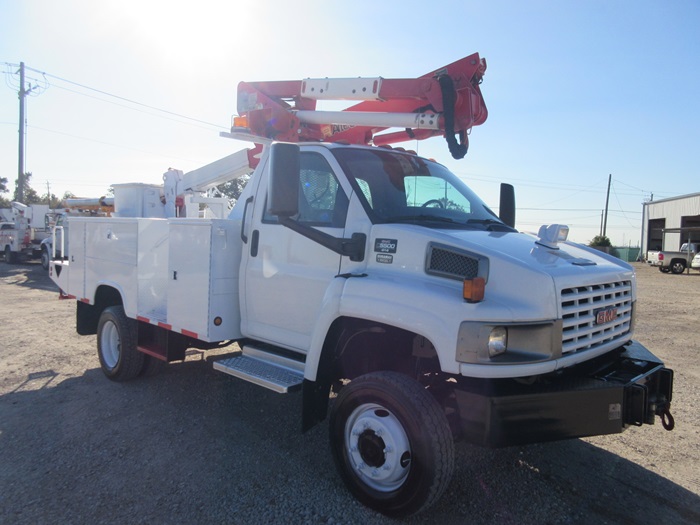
[{"xmin": 332, "ymin": 147, "xmax": 513, "ymax": 231}]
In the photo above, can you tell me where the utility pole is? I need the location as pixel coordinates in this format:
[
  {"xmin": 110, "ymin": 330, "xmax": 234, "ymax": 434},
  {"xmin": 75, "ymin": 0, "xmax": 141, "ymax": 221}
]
[
  {"xmin": 602, "ymin": 173, "xmax": 611, "ymax": 238},
  {"xmin": 17, "ymin": 62, "xmax": 27, "ymax": 203}
]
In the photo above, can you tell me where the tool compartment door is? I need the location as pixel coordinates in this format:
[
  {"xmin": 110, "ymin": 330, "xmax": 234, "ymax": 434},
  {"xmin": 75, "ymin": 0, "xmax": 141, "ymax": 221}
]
[{"xmin": 167, "ymin": 219, "xmax": 241, "ymax": 342}]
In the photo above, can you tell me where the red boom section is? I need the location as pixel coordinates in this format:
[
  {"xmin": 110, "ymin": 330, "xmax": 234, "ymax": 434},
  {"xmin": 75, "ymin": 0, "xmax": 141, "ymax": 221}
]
[{"xmin": 235, "ymin": 53, "xmax": 488, "ymax": 159}]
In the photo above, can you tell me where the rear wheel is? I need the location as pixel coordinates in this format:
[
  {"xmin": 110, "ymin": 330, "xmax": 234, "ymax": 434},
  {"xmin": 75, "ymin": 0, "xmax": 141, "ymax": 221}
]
[
  {"xmin": 670, "ymin": 261, "xmax": 686, "ymax": 274},
  {"xmin": 139, "ymin": 355, "xmax": 165, "ymax": 377},
  {"xmin": 4, "ymin": 246, "xmax": 17, "ymax": 264},
  {"xmin": 329, "ymin": 371, "xmax": 454, "ymax": 517},
  {"xmin": 97, "ymin": 305, "xmax": 144, "ymax": 381}
]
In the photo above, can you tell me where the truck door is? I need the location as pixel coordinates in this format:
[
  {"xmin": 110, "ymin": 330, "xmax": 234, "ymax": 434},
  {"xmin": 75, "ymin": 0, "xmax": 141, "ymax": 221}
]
[{"xmin": 242, "ymin": 148, "xmax": 350, "ymax": 351}]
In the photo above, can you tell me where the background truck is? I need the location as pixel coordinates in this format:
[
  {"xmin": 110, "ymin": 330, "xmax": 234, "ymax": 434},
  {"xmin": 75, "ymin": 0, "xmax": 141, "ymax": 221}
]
[
  {"xmin": 40, "ymin": 197, "xmax": 115, "ymax": 270},
  {"xmin": 48, "ymin": 54, "xmax": 674, "ymax": 517},
  {"xmin": 647, "ymin": 242, "xmax": 700, "ymax": 274},
  {"xmin": 1, "ymin": 202, "xmax": 51, "ymax": 263}
]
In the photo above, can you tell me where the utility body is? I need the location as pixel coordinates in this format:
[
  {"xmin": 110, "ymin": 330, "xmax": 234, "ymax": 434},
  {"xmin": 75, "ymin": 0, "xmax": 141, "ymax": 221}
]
[
  {"xmin": 49, "ymin": 54, "xmax": 674, "ymax": 517},
  {"xmin": 39, "ymin": 196, "xmax": 115, "ymax": 270}
]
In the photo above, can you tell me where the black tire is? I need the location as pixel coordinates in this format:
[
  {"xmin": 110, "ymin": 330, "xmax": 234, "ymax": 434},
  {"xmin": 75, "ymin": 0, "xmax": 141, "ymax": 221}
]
[
  {"xmin": 96, "ymin": 305, "xmax": 144, "ymax": 381},
  {"xmin": 4, "ymin": 245, "xmax": 17, "ymax": 264},
  {"xmin": 329, "ymin": 371, "xmax": 454, "ymax": 517},
  {"xmin": 670, "ymin": 261, "xmax": 686, "ymax": 274},
  {"xmin": 660, "ymin": 267, "xmax": 670, "ymax": 273},
  {"xmin": 41, "ymin": 247, "xmax": 50, "ymax": 270},
  {"xmin": 139, "ymin": 355, "xmax": 165, "ymax": 377}
]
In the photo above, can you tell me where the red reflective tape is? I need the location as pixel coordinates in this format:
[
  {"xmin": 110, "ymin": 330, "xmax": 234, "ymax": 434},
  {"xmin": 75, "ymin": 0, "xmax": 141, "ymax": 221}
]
[
  {"xmin": 80, "ymin": 298, "xmax": 90, "ymax": 304},
  {"xmin": 137, "ymin": 316, "xmax": 149, "ymax": 323},
  {"xmin": 158, "ymin": 322, "xmax": 172, "ymax": 331},
  {"xmin": 181, "ymin": 329, "xmax": 198, "ymax": 339}
]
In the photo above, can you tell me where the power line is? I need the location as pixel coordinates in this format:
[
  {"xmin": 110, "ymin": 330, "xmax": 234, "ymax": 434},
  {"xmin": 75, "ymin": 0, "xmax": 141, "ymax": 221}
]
[
  {"xmin": 24, "ymin": 64, "xmax": 227, "ymax": 130},
  {"xmin": 27, "ymin": 124, "xmax": 201, "ymax": 163},
  {"xmin": 48, "ymin": 82, "xmax": 223, "ymax": 132}
]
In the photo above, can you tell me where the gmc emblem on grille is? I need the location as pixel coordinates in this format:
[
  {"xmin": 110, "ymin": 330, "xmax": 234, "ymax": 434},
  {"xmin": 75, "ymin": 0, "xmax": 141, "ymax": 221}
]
[{"xmin": 595, "ymin": 307, "xmax": 618, "ymax": 325}]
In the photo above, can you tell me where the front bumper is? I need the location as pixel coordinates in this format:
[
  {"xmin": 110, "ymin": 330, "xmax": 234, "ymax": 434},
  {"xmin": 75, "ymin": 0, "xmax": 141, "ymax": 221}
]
[{"xmin": 453, "ymin": 341, "xmax": 673, "ymax": 447}]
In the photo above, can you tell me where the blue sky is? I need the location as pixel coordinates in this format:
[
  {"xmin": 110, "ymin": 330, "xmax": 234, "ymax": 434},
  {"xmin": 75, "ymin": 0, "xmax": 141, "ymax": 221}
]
[{"xmin": 1, "ymin": 0, "xmax": 698, "ymax": 245}]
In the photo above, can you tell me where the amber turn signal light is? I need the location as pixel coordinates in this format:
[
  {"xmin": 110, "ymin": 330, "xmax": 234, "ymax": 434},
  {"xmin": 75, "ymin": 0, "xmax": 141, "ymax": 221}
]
[
  {"xmin": 463, "ymin": 277, "xmax": 485, "ymax": 303},
  {"xmin": 233, "ymin": 115, "xmax": 249, "ymax": 128}
]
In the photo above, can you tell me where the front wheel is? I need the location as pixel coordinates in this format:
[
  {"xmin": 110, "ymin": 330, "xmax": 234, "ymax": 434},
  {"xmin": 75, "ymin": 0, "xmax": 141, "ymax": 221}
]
[
  {"xmin": 41, "ymin": 247, "xmax": 50, "ymax": 270},
  {"xmin": 97, "ymin": 305, "xmax": 144, "ymax": 381},
  {"xmin": 329, "ymin": 371, "xmax": 454, "ymax": 517}
]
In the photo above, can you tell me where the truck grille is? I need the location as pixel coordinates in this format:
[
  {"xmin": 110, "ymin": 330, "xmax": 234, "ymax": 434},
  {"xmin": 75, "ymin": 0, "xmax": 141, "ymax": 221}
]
[{"xmin": 561, "ymin": 280, "xmax": 632, "ymax": 354}]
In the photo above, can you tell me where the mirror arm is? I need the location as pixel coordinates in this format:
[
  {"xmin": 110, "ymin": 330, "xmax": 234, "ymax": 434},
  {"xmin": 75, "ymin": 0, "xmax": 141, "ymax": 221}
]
[{"xmin": 279, "ymin": 217, "xmax": 366, "ymax": 262}]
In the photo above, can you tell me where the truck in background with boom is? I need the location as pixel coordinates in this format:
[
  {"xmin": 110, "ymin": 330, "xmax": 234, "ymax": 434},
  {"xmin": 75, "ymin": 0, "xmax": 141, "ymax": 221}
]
[
  {"xmin": 40, "ymin": 196, "xmax": 115, "ymax": 270},
  {"xmin": 1, "ymin": 202, "xmax": 51, "ymax": 263},
  {"xmin": 48, "ymin": 54, "xmax": 675, "ymax": 517}
]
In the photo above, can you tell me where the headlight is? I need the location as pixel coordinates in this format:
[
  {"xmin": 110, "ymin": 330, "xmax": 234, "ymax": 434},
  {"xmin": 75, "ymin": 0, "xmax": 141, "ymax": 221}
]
[{"xmin": 488, "ymin": 327, "xmax": 507, "ymax": 357}]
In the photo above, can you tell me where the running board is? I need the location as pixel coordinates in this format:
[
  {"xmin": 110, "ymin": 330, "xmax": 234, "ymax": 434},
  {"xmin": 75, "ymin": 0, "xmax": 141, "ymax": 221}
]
[{"xmin": 212, "ymin": 345, "xmax": 304, "ymax": 393}]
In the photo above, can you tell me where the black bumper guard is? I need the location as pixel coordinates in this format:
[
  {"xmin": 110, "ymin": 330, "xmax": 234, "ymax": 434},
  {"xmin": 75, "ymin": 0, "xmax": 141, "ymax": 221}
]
[{"xmin": 453, "ymin": 341, "xmax": 674, "ymax": 448}]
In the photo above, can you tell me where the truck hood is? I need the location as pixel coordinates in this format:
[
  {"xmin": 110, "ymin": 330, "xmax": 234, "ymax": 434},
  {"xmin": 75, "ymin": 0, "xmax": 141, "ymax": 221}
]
[
  {"xmin": 441, "ymin": 229, "xmax": 632, "ymax": 278},
  {"xmin": 365, "ymin": 225, "xmax": 636, "ymax": 321}
]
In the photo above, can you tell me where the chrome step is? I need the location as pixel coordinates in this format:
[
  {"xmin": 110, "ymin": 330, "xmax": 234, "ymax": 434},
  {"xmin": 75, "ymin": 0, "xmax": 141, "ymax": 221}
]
[{"xmin": 213, "ymin": 346, "xmax": 304, "ymax": 393}]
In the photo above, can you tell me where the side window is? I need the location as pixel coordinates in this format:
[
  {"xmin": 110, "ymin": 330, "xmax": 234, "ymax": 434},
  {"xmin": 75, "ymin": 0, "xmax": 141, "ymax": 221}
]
[
  {"xmin": 265, "ymin": 152, "xmax": 348, "ymax": 227},
  {"xmin": 355, "ymin": 179, "xmax": 373, "ymax": 208}
]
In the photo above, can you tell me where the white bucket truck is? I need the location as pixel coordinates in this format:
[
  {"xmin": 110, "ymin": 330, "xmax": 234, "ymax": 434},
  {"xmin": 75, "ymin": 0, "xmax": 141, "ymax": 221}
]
[{"xmin": 49, "ymin": 54, "xmax": 674, "ymax": 517}]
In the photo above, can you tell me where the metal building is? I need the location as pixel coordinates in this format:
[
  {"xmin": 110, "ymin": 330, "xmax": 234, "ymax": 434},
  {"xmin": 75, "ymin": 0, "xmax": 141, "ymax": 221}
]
[{"xmin": 641, "ymin": 192, "xmax": 700, "ymax": 256}]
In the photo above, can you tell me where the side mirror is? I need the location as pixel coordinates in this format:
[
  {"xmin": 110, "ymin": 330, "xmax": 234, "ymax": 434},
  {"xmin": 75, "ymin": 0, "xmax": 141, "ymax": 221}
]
[
  {"xmin": 268, "ymin": 143, "xmax": 300, "ymax": 218},
  {"xmin": 499, "ymin": 183, "xmax": 515, "ymax": 228}
]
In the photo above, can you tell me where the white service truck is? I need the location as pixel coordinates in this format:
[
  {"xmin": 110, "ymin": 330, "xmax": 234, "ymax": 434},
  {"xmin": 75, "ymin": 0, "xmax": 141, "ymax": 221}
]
[
  {"xmin": 1, "ymin": 202, "xmax": 51, "ymax": 263},
  {"xmin": 49, "ymin": 54, "xmax": 675, "ymax": 517}
]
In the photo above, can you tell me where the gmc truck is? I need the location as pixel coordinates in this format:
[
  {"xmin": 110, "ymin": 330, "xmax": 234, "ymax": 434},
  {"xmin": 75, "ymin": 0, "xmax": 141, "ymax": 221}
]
[{"xmin": 48, "ymin": 54, "xmax": 675, "ymax": 517}]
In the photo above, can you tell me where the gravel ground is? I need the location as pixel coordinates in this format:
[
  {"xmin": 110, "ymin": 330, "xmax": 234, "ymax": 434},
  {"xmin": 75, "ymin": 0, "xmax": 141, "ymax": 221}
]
[{"xmin": 0, "ymin": 261, "xmax": 699, "ymax": 524}]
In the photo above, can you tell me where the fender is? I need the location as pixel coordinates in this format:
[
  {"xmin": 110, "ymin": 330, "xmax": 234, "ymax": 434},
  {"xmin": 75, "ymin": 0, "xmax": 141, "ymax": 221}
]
[
  {"xmin": 87, "ymin": 280, "xmax": 132, "ymax": 315},
  {"xmin": 303, "ymin": 274, "xmax": 459, "ymax": 381}
]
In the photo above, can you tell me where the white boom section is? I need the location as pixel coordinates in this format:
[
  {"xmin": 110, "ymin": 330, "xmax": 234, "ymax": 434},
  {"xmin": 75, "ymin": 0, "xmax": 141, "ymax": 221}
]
[
  {"xmin": 300, "ymin": 77, "xmax": 384, "ymax": 101},
  {"xmin": 163, "ymin": 148, "xmax": 254, "ymax": 218},
  {"xmin": 294, "ymin": 110, "xmax": 439, "ymax": 130},
  {"xmin": 65, "ymin": 197, "xmax": 114, "ymax": 208}
]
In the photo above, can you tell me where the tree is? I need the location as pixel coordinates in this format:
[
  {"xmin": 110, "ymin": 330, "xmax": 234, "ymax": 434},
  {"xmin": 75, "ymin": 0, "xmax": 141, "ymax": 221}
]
[
  {"xmin": 217, "ymin": 174, "xmax": 250, "ymax": 202},
  {"xmin": 14, "ymin": 172, "xmax": 42, "ymax": 204},
  {"xmin": 0, "ymin": 176, "xmax": 10, "ymax": 208},
  {"xmin": 589, "ymin": 235, "xmax": 618, "ymax": 258},
  {"xmin": 589, "ymin": 235, "xmax": 612, "ymax": 248}
]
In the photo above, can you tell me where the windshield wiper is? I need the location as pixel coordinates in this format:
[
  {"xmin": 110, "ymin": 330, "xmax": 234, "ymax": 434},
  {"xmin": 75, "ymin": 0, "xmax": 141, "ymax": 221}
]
[
  {"xmin": 466, "ymin": 218, "xmax": 514, "ymax": 231},
  {"xmin": 386, "ymin": 214, "xmax": 460, "ymax": 225}
]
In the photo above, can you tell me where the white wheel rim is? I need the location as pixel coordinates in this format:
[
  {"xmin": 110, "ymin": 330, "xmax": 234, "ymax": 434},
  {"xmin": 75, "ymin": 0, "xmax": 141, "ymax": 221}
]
[
  {"xmin": 344, "ymin": 403, "xmax": 411, "ymax": 492},
  {"xmin": 100, "ymin": 320, "xmax": 121, "ymax": 369}
]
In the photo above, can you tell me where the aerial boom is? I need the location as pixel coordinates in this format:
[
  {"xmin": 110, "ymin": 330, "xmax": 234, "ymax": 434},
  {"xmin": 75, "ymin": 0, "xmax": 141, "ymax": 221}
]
[{"xmin": 234, "ymin": 53, "xmax": 488, "ymax": 159}]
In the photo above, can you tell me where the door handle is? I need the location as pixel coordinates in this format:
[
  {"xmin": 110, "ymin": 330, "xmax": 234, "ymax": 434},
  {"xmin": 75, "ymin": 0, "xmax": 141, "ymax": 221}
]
[
  {"xmin": 240, "ymin": 196, "xmax": 254, "ymax": 243},
  {"xmin": 251, "ymin": 230, "xmax": 259, "ymax": 257}
]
